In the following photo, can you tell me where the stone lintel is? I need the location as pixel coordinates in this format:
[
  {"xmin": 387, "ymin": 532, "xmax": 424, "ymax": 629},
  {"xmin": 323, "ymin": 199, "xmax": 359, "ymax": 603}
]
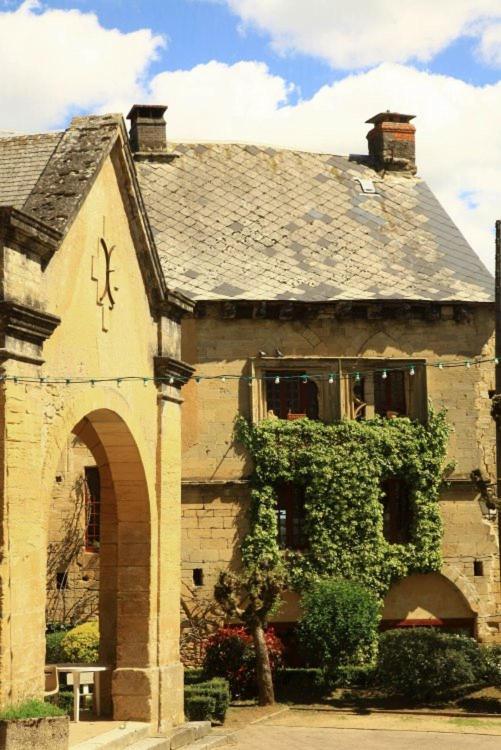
[
  {"xmin": 0, "ymin": 206, "xmax": 61, "ymax": 261},
  {"xmin": 154, "ymin": 355, "xmax": 195, "ymax": 388},
  {"xmin": 0, "ymin": 300, "xmax": 61, "ymax": 346},
  {"xmin": 157, "ymin": 291, "xmax": 195, "ymax": 321},
  {"xmin": 0, "ymin": 348, "xmax": 45, "ymax": 366},
  {"xmin": 192, "ymin": 299, "xmax": 493, "ymax": 322}
]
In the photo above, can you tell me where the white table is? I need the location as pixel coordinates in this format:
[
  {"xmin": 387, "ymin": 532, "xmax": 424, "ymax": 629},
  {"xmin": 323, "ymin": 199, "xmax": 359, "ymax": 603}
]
[{"xmin": 55, "ymin": 664, "xmax": 110, "ymax": 722}]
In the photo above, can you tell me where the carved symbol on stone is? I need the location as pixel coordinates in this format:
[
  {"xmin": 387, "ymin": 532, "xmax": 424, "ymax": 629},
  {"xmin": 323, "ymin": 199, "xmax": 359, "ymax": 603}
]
[{"xmin": 91, "ymin": 219, "xmax": 119, "ymax": 332}]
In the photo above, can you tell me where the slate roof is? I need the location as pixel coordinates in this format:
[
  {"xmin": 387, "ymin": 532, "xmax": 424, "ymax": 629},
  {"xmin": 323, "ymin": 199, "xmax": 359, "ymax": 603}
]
[
  {"xmin": 135, "ymin": 143, "xmax": 493, "ymax": 303},
  {"xmin": 0, "ymin": 132, "xmax": 62, "ymax": 208}
]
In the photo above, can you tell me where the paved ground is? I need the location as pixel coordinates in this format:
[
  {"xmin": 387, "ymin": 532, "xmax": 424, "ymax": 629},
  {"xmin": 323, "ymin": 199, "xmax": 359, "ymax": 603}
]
[
  {"xmin": 233, "ymin": 725, "xmax": 501, "ymax": 749},
  {"xmin": 230, "ymin": 707, "xmax": 501, "ymax": 749}
]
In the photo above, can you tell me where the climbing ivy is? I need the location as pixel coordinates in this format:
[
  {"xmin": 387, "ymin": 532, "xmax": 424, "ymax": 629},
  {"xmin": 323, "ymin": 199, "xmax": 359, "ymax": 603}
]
[{"xmin": 236, "ymin": 410, "xmax": 451, "ymax": 597}]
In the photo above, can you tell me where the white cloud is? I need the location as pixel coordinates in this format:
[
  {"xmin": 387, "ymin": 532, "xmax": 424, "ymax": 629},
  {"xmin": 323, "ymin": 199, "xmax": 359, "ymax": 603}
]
[
  {"xmin": 209, "ymin": 0, "xmax": 501, "ymax": 69},
  {"xmin": 150, "ymin": 61, "xmax": 501, "ymax": 271},
  {"xmin": 0, "ymin": 0, "xmax": 163, "ymax": 130},
  {"xmin": 477, "ymin": 22, "xmax": 501, "ymax": 66},
  {"xmin": 149, "ymin": 60, "xmax": 293, "ymax": 141}
]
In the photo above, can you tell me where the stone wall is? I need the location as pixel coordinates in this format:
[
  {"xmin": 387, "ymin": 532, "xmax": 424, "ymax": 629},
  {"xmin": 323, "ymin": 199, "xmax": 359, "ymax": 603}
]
[
  {"xmin": 46, "ymin": 437, "xmax": 99, "ymax": 627},
  {"xmin": 180, "ymin": 303, "xmax": 501, "ymax": 642}
]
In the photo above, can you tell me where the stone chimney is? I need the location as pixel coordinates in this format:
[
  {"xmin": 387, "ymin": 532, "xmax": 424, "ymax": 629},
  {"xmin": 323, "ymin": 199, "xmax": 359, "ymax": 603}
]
[
  {"xmin": 366, "ymin": 111, "xmax": 416, "ymax": 174},
  {"xmin": 127, "ymin": 104, "xmax": 167, "ymax": 153}
]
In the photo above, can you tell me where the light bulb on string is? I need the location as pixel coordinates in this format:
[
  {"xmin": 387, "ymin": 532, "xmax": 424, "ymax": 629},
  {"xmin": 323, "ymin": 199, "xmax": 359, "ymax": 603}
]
[
  {"xmin": 169, "ymin": 376, "xmax": 175, "ymax": 385},
  {"xmin": 409, "ymin": 365, "xmax": 415, "ymax": 376},
  {"xmin": 274, "ymin": 375, "xmax": 280, "ymax": 385},
  {"xmin": 143, "ymin": 378, "xmax": 149, "ymax": 387},
  {"xmin": 381, "ymin": 370, "xmax": 388, "ymax": 380},
  {"xmin": 221, "ymin": 376, "xmax": 226, "ymax": 383},
  {"xmin": 465, "ymin": 361, "xmax": 471, "ymax": 369},
  {"xmin": 495, "ymin": 358, "xmax": 499, "ymax": 366},
  {"xmin": 328, "ymin": 373, "xmax": 334, "ymax": 384},
  {"xmin": 355, "ymin": 372, "xmax": 361, "ymax": 382},
  {"xmin": 438, "ymin": 362, "xmax": 443, "ymax": 369},
  {"xmin": 116, "ymin": 378, "xmax": 122, "ymax": 388},
  {"xmin": 91, "ymin": 380, "xmax": 95, "ymax": 388}
]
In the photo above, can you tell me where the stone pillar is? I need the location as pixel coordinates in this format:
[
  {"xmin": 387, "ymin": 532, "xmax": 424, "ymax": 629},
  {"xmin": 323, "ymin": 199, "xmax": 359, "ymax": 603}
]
[
  {"xmin": 154, "ymin": 355, "xmax": 194, "ymax": 731},
  {"xmin": 0, "ymin": 366, "xmax": 47, "ymax": 705}
]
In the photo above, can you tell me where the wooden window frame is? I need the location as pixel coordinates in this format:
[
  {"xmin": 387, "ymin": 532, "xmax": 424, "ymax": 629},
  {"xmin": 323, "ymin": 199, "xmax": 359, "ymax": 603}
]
[
  {"xmin": 84, "ymin": 466, "xmax": 101, "ymax": 553},
  {"xmin": 276, "ymin": 484, "xmax": 306, "ymax": 550},
  {"xmin": 249, "ymin": 357, "xmax": 427, "ymax": 424}
]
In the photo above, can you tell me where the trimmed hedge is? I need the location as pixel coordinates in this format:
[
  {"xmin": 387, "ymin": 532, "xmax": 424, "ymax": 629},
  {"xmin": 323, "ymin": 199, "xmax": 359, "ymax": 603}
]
[
  {"xmin": 184, "ymin": 668, "xmax": 204, "ymax": 685},
  {"xmin": 184, "ymin": 678, "xmax": 230, "ymax": 723},
  {"xmin": 61, "ymin": 622, "xmax": 99, "ymax": 663},
  {"xmin": 275, "ymin": 668, "xmax": 326, "ymax": 701},
  {"xmin": 378, "ymin": 629, "xmax": 482, "ymax": 701},
  {"xmin": 184, "ymin": 694, "xmax": 216, "ymax": 722}
]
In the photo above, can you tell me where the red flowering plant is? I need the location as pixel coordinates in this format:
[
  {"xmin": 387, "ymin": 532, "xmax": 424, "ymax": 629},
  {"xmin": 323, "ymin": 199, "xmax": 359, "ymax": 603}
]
[{"xmin": 203, "ymin": 626, "xmax": 284, "ymax": 698}]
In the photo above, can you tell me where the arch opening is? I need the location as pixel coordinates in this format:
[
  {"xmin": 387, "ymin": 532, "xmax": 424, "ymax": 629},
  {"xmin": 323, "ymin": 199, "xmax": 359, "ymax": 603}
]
[{"xmin": 45, "ymin": 408, "xmax": 153, "ymax": 720}]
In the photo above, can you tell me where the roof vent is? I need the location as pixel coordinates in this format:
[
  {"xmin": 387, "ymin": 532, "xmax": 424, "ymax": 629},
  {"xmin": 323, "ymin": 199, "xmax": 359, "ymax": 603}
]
[
  {"xmin": 355, "ymin": 177, "xmax": 377, "ymax": 194},
  {"xmin": 127, "ymin": 104, "xmax": 167, "ymax": 153},
  {"xmin": 366, "ymin": 111, "xmax": 416, "ymax": 174}
]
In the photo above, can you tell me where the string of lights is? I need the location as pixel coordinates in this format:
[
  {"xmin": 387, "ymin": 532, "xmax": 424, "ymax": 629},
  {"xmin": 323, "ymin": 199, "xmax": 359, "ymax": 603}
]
[{"xmin": 0, "ymin": 356, "xmax": 497, "ymax": 386}]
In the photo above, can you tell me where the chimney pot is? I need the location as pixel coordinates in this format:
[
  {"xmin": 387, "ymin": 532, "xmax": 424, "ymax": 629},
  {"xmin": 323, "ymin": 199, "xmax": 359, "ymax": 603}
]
[
  {"xmin": 366, "ymin": 111, "xmax": 416, "ymax": 174},
  {"xmin": 127, "ymin": 104, "xmax": 167, "ymax": 153}
]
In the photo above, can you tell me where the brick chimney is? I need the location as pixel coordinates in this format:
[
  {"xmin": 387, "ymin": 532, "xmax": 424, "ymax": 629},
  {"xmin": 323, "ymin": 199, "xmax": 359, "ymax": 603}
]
[
  {"xmin": 127, "ymin": 104, "xmax": 167, "ymax": 153},
  {"xmin": 366, "ymin": 111, "xmax": 416, "ymax": 174}
]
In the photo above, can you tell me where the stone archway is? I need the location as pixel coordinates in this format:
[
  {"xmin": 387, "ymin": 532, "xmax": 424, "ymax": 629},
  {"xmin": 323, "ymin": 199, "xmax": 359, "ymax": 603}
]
[
  {"xmin": 69, "ymin": 409, "xmax": 153, "ymax": 721},
  {"xmin": 381, "ymin": 572, "xmax": 477, "ymax": 633}
]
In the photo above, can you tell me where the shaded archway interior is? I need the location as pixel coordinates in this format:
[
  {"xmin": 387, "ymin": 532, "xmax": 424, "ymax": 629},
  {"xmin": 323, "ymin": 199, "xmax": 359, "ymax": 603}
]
[
  {"xmin": 70, "ymin": 409, "xmax": 152, "ymax": 715},
  {"xmin": 381, "ymin": 572, "xmax": 475, "ymax": 632}
]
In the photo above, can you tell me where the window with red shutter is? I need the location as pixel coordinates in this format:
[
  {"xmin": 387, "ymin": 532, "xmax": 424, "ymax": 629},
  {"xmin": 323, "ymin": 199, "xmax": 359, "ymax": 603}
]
[{"xmin": 84, "ymin": 466, "xmax": 101, "ymax": 552}]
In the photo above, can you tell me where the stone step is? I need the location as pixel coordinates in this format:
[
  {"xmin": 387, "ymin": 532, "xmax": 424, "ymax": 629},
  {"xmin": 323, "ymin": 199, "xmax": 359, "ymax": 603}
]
[
  {"xmin": 131, "ymin": 733, "xmax": 234, "ymax": 750},
  {"xmin": 71, "ymin": 721, "xmax": 151, "ymax": 750}
]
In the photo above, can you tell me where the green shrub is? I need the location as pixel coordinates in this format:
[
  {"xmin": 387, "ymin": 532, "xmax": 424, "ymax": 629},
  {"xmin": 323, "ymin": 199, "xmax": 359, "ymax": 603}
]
[
  {"xmin": 0, "ymin": 700, "xmax": 65, "ymax": 720},
  {"xmin": 46, "ymin": 689, "xmax": 74, "ymax": 718},
  {"xmin": 184, "ymin": 694, "xmax": 216, "ymax": 722},
  {"xmin": 46, "ymin": 631, "xmax": 66, "ymax": 664},
  {"xmin": 184, "ymin": 668, "xmax": 204, "ymax": 685},
  {"xmin": 378, "ymin": 629, "xmax": 482, "ymax": 701},
  {"xmin": 480, "ymin": 644, "xmax": 501, "ymax": 687},
  {"xmin": 61, "ymin": 621, "xmax": 99, "ymax": 663},
  {"xmin": 275, "ymin": 668, "xmax": 326, "ymax": 701},
  {"xmin": 185, "ymin": 679, "xmax": 230, "ymax": 723},
  {"xmin": 297, "ymin": 579, "xmax": 380, "ymax": 675},
  {"xmin": 335, "ymin": 663, "xmax": 377, "ymax": 688}
]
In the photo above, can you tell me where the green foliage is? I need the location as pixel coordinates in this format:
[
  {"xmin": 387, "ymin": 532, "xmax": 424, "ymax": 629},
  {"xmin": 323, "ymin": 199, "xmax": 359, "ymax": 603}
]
[
  {"xmin": 61, "ymin": 621, "xmax": 99, "ymax": 663},
  {"xmin": 334, "ymin": 663, "xmax": 377, "ymax": 688},
  {"xmin": 46, "ymin": 689, "xmax": 74, "ymax": 718},
  {"xmin": 185, "ymin": 679, "xmax": 230, "ymax": 722},
  {"xmin": 46, "ymin": 631, "xmax": 66, "ymax": 664},
  {"xmin": 377, "ymin": 629, "xmax": 483, "ymax": 701},
  {"xmin": 184, "ymin": 694, "xmax": 216, "ymax": 722},
  {"xmin": 235, "ymin": 410, "xmax": 450, "ymax": 596},
  {"xmin": 275, "ymin": 668, "xmax": 327, "ymax": 701},
  {"xmin": 0, "ymin": 700, "xmax": 65, "ymax": 720},
  {"xmin": 184, "ymin": 668, "xmax": 204, "ymax": 685},
  {"xmin": 479, "ymin": 644, "xmax": 501, "ymax": 687},
  {"xmin": 298, "ymin": 579, "xmax": 380, "ymax": 674}
]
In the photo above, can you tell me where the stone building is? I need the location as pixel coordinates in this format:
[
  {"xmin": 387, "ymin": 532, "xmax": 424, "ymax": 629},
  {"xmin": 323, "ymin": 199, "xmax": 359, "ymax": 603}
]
[
  {"xmin": 131, "ymin": 106, "xmax": 500, "ymax": 642},
  {"xmin": 0, "ymin": 100, "xmax": 499, "ymax": 727},
  {"xmin": 0, "ymin": 114, "xmax": 194, "ymax": 727}
]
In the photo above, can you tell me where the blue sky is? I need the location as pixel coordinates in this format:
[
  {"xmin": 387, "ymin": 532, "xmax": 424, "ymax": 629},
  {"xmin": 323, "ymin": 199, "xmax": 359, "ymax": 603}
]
[{"xmin": 2, "ymin": 0, "xmax": 501, "ymax": 268}]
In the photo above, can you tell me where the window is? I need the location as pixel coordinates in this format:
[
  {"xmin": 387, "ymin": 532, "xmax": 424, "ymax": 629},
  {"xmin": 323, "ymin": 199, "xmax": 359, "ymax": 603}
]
[
  {"xmin": 266, "ymin": 371, "xmax": 319, "ymax": 420},
  {"xmin": 84, "ymin": 466, "xmax": 101, "ymax": 552},
  {"xmin": 374, "ymin": 370, "xmax": 406, "ymax": 417},
  {"xmin": 381, "ymin": 478, "xmax": 411, "ymax": 544},
  {"xmin": 276, "ymin": 484, "xmax": 306, "ymax": 549},
  {"xmin": 251, "ymin": 357, "xmax": 426, "ymax": 424}
]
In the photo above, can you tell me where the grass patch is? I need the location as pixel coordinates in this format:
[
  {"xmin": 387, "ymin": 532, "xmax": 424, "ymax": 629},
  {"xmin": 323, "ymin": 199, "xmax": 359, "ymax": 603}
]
[
  {"xmin": 0, "ymin": 700, "xmax": 65, "ymax": 720},
  {"xmin": 448, "ymin": 717, "xmax": 501, "ymax": 729}
]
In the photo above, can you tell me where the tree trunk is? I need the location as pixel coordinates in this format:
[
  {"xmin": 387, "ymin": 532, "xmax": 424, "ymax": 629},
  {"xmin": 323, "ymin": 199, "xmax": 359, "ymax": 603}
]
[{"xmin": 251, "ymin": 622, "xmax": 275, "ymax": 705}]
